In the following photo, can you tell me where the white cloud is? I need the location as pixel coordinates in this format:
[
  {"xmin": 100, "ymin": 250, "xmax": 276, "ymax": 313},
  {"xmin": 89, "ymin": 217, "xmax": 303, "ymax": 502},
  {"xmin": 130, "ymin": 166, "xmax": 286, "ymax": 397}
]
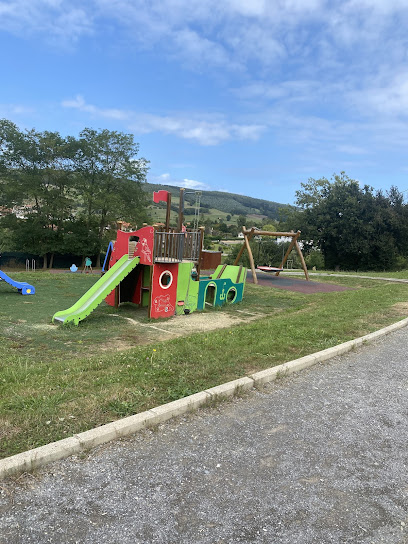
[
  {"xmin": 181, "ymin": 178, "xmax": 210, "ymax": 190},
  {"xmin": 349, "ymin": 72, "xmax": 408, "ymax": 117},
  {"xmin": 62, "ymin": 95, "xmax": 266, "ymax": 145},
  {"xmin": 0, "ymin": 103, "xmax": 35, "ymax": 117},
  {"xmin": 0, "ymin": 0, "xmax": 93, "ymax": 46},
  {"xmin": 135, "ymin": 115, "xmax": 265, "ymax": 145},
  {"xmin": 337, "ymin": 145, "xmax": 370, "ymax": 155},
  {"xmin": 172, "ymin": 28, "xmax": 233, "ymax": 69},
  {"xmin": 61, "ymin": 95, "xmax": 129, "ymax": 120},
  {"xmin": 3, "ymin": 0, "xmax": 408, "ymax": 80},
  {"xmin": 149, "ymin": 173, "xmax": 211, "ymax": 190},
  {"xmin": 6, "ymin": 0, "xmax": 408, "ymax": 160}
]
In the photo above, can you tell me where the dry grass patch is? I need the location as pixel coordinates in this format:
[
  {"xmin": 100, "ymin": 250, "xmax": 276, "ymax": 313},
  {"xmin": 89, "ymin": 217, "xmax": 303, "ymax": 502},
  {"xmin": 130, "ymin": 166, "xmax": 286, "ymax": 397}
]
[{"xmin": 391, "ymin": 302, "xmax": 408, "ymax": 315}]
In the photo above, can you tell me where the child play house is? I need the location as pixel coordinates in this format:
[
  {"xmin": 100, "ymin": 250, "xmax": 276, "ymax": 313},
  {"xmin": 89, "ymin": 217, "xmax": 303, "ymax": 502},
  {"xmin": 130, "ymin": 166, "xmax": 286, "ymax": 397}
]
[{"xmin": 53, "ymin": 190, "xmax": 246, "ymax": 325}]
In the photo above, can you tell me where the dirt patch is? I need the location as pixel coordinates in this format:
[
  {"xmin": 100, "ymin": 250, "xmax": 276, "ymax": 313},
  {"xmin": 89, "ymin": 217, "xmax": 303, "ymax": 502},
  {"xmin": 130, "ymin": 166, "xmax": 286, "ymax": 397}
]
[
  {"xmin": 153, "ymin": 309, "xmax": 263, "ymax": 336},
  {"xmin": 391, "ymin": 302, "xmax": 408, "ymax": 315},
  {"xmin": 99, "ymin": 339, "xmax": 142, "ymax": 352},
  {"xmin": 98, "ymin": 309, "xmax": 265, "ymax": 351},
  {"xmin": 30, "ymin": 324, "xmax": 57, "ymax": 331},
  {"xmin": 0, "ymin": 418, "xmax": 20, "ymax": 441}
]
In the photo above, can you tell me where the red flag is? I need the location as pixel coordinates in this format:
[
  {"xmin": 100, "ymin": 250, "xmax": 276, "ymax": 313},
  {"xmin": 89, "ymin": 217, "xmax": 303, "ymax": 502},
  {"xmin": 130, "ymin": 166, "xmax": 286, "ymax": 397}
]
[{"xmin": 153, "ymin": 190, "xmax": 169, "ymax": 204}]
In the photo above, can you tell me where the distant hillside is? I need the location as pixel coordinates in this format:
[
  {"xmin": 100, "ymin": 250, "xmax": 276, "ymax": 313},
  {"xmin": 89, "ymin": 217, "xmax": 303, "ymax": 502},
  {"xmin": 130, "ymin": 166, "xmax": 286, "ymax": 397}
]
[{"xmin": 143, "ymin": 183, "xmax": 288, "ymax": 221}]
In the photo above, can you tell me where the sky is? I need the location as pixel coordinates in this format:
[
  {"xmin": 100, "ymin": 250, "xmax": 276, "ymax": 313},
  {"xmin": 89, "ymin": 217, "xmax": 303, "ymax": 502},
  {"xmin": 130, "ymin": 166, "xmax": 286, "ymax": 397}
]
[{"xmin": 1, "ymin": 0, "xmax": 408, "ymax": 205}]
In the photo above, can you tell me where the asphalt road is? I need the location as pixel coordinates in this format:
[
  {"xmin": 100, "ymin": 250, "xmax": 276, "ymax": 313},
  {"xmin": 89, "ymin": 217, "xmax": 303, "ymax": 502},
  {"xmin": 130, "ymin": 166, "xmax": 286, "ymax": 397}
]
[{"xmin": 1, "ymin": 328, "xmax": 408, "ymax": 543}]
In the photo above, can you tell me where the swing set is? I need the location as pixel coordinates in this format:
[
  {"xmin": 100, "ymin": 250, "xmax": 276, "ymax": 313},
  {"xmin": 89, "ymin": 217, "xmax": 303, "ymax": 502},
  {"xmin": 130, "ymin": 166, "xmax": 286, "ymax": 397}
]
[{"xmin": 233, "ymin": 227, "xmax": 309, "ymax": 285}]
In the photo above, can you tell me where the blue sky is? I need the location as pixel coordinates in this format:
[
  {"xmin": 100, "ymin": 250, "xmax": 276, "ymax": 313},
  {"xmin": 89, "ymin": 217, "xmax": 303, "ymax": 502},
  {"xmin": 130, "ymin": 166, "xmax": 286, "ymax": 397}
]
[{"xmin": 1, "ymin": 0, "xmax": 408, "ymax": 205}]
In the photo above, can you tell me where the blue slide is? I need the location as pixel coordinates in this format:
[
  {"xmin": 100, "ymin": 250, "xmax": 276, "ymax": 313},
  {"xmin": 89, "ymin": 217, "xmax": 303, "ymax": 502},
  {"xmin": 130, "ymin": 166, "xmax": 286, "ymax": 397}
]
[{"xmin": 0, "ymin": 269, "xmax": 35, "ymax": 295}]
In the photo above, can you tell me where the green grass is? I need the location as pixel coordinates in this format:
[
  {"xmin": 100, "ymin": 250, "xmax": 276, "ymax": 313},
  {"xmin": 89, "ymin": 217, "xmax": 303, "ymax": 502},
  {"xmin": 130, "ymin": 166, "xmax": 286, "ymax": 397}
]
[
  {"xmin": 1, "ymin": 270, "xmax": 408, "ymax": 458},
  {"xmin": 304, "ymin": 269, "xmax": 408, "ymax": 279}
]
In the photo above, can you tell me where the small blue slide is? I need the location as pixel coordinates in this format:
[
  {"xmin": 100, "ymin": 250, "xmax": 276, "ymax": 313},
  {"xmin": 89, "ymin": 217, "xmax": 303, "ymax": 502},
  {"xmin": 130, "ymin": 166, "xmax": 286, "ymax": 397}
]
[{"xmin": 0, "ymin": 269, "xmax": 35, "ymax": 295}]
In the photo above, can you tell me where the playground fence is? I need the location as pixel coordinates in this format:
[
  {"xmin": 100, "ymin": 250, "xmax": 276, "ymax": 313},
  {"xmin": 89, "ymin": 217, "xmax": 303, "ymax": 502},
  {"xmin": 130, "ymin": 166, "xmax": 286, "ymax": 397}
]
[{"xmin": 154, "ymin": 231, "xmax": 201, "ymax": 263}]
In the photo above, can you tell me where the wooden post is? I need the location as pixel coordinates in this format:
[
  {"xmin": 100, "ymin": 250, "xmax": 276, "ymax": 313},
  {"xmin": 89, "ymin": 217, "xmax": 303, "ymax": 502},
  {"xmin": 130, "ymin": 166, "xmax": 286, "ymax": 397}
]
[
  {"xmin": 178, "ymin": 188, "xmax": 185, "ymax": 233},
  {"xmin": 152, "ymin": 224, "xmax": 158, "ymax": 263},
  {"xmin": 276, "ymin": 232, "xmax": 299, "ymax": 277},
  {"xmin": 244, "ymin": 229, "xmax": 258, "ymax": 284},
  {"xmin": 165, "ymin": 192, "xmax": 172, "ymax": 232},
  {"xmin": 196, "ymin": 226, "xmax": 205, "ymax": 279},
  {"xmin": 233, "ymin": 226, "xmax": 255, "ymax": 266},
  {"xmin": 235, "ymin": 226, "xmax": 308, "ymax": 281},
  {"xmin": 295, "ymin": 240, "xmax": 309, "ymax": 280}
]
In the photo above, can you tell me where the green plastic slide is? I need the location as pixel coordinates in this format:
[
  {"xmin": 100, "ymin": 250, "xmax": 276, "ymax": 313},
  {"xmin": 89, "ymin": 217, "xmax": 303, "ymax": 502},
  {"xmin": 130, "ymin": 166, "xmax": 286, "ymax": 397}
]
[{"xmin": 52, "ymin": 255, "xmax": 140, "ymax": 325}]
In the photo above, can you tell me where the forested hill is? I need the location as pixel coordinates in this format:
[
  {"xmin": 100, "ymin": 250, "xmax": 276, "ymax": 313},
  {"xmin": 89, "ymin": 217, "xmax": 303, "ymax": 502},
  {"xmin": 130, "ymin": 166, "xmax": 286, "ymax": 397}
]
[{"xmin": 144, "ymin": 183, "xmax": 288, "ymax": 220}]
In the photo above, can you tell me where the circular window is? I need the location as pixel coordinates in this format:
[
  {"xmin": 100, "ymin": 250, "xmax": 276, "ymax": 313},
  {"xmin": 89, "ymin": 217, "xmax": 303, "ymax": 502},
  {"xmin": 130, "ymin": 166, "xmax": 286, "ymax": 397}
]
[
  {"xmin": 227, "ymin": 287, "xmax": 237, "ymax": 303},
  {"xmin": 159, "ymin": 270, "xmax": 173, "ymax": 289}
]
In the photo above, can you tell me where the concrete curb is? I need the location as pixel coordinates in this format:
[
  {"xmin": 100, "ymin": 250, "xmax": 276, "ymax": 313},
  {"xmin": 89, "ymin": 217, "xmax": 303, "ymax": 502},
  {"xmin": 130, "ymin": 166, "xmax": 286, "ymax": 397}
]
[{"xmin": 2, "ymin": 316, "xmax": 408, "ymax": 480}]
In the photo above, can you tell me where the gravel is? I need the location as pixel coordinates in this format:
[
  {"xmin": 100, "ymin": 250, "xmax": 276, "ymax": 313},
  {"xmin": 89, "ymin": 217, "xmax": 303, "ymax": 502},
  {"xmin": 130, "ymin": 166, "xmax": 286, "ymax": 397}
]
[{"xmin": 1, "ymin": 327, "xmax": 408, "ymax": 543}]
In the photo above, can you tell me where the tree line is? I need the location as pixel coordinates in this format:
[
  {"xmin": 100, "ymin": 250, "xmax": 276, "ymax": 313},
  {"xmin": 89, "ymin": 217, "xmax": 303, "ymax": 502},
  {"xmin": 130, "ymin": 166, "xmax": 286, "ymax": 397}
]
[
  {"xmin": 283, "ymin": 172, "xmax": 408, "ymax": 271},
  {"xmin": 0, "ymin": 120, "xmax": 149, "ymax": 268},
  {"xmin": 2, "ymin": 121, "xmax": 407, "ymax": 274}
]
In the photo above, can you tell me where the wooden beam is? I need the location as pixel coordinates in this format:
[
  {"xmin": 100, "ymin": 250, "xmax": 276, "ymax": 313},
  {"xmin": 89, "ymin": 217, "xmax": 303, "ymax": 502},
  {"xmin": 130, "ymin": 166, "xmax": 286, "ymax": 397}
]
[
  {"xmin": 196, "ymin": 226, "xmax": 205, "ymax": 279},
  {"xmin": 235, "ymin": 225, "xmax": 309, "ymax": 281},
  {"xmin": 241, "ymin": 229, "xmax": 298, "ymax": 237},
  {"xmin": 295, "ymin": 240, "xmax": 309, "ymax": 280},
  {"xmin": 177, "ymin": 188, "xmax": 185, "ymax": 233},
  {"xmin": 233, "ymin": 226, "xmax": 255, "ymax": 266},
  {"xmin": 275, "ymin": 231, "xmax": 299, "ymax": 277},
  {"xmin": 165, "ymin": 192, "xmax": 172, "ymax": 231},
  {"xmin": 244, "ymin": 231, "xmax": 258, "ymax": 284},
  {"xmin": 216, "ymin": 264, "xmax": 227, "ymax": 279}
]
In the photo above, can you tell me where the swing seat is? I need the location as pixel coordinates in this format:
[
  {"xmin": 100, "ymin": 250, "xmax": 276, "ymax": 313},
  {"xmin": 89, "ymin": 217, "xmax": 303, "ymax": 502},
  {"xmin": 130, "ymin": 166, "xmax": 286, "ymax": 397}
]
[{"xmin": 257, "ymin": 266, "xmax": 284, "ymax": 272}]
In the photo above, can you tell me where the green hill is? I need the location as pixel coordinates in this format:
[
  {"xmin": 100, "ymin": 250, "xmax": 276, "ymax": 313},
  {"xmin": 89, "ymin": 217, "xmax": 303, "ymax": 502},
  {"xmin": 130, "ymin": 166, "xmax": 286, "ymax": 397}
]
[{"xmin": 144, "ymin": 182, "xmax": 288, "ymax": 223}]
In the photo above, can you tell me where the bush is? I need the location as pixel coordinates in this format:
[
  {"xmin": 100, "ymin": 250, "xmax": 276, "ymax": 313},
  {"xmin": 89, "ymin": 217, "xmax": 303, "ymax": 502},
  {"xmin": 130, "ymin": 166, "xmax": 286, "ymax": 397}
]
[{"xmin": 306, "ymin": 250, "xmax": 325, "ymax": 270}]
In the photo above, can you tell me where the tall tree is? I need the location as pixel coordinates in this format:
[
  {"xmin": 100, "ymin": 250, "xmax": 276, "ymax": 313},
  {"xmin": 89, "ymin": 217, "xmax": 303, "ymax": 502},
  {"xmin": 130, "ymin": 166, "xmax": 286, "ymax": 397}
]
[
  {"xmin": 0, "ymin": 120, "xmax": 75, "ymax": 267},
  {"xmin": 287, "ymin": 172, "xmax": 405, "ymax": 271},
  {"xmin": 70, "ymin": 128, "xmax": 149, "ymax": 265}
]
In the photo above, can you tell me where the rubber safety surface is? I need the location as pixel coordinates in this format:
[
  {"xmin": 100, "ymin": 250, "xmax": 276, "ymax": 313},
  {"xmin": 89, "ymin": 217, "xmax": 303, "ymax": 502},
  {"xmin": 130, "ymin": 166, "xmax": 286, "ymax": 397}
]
[{"xmin": 247, "ymin": 271, "xmax": 353, "ymax": 293}]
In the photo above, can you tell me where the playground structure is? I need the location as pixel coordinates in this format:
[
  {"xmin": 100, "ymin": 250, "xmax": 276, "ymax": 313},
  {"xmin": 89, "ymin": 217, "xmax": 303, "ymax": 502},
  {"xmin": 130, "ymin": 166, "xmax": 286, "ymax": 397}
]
[
  {"xmin": 53, "ymin": 190, "xmax": 246, "ymax": 325},
  {"xmin": 234, "ymin": 227, "xmax": 309, "ymax": 285},
  {"xmin": 0, "ymin": 269, "xmax": 35, "ymax": 295}
]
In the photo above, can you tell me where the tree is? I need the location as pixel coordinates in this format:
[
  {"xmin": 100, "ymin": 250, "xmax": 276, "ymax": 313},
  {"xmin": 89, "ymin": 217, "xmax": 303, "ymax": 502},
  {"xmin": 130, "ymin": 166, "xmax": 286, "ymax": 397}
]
[
  {"xmin": 0, "ymin": 120, "xmax": 150, "ymax": 267},
  {"xmin": 70, "ymin": 128, "xmax": 149, "ymax": 265},
  {"xmin": 261, "ymin": 222, "xmax": 278, "ymax": 232},
  {"xmin": 0, "ymin": 120, "xmax": 76, "ymax": 267},
  {"xmin": 287, "ymin": 172, "xmax": 405, "ymax": 271}
]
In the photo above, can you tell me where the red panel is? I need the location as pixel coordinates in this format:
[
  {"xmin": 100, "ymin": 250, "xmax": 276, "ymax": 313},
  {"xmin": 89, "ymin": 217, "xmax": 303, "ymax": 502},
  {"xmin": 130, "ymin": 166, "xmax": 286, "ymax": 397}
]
[
  {"xmin": 134, "ymin": 226, "xmax": 154, "ymax": 266},
  {"xmin": 153, "ymin": 190, "xmax": 170, "ymax": 203},
  {"xmin": 105, "ymin": 226, "xmax": 154, "ymax": 305},
  {"xmin": 150, "ymin": 263, "xmax": 179, "ymax": 319},
  {"xmin": 108, "ymin": 226, "xmax": 154, "ymax": 267},
  {"xmin": 105, "ymin": 289, "xmax": 115, "ymax": 307}
]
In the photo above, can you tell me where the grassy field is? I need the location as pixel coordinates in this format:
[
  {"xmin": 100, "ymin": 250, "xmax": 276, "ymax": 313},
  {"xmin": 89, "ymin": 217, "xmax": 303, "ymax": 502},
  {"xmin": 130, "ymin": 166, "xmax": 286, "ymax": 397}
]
[{"xmin": 1, "ymin": 270, "xmax": 408, "ymax": 459}]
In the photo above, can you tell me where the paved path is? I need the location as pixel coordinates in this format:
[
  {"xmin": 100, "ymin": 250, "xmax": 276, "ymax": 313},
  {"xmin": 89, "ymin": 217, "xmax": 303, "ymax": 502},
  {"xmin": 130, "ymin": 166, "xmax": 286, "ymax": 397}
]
[{"xmin": 1, "ymin": 328, "xmax": 408, "ymax": 543}]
